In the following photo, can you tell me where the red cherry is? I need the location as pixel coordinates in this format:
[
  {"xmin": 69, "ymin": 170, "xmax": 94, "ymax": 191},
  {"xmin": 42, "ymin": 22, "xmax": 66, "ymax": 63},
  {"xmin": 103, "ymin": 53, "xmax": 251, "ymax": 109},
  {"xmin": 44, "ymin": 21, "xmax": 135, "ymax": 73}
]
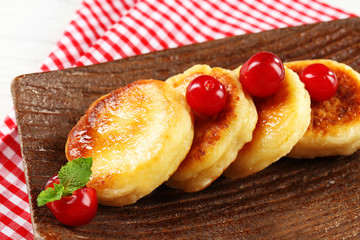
[
  {"xmin": 45, "ymin": 175, "xmax": 98, "ymax": 227},
  {"xmin": 299, "ymin": 63, "xmax": 338, "ymax": 102},
  {"xmin": 186, "ymin": 75, "xmax": 227, "ymax": 116},
  {"xmin": 45, "ymin": 174, "xmax": 60, "ymax": 189},
  {"xmin": 239, "ymin": 51, "xmax": 285, "ymax": 97}
]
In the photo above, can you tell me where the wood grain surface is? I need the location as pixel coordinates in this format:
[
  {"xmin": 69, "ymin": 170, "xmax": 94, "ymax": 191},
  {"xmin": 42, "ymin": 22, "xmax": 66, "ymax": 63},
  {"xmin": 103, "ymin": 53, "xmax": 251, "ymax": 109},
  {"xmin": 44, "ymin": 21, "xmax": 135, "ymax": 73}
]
[{"xmin": 12, "ymin": 17, "xmax": 360, "ymax": 239}]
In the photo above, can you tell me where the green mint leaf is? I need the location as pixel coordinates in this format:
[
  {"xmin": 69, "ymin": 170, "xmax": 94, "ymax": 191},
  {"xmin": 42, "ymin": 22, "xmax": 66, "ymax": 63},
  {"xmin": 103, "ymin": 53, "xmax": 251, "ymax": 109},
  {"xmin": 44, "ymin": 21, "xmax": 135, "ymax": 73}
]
[
  {"xmin": 37, "ymin": 183, "xmax": 65, "ymax": 206},
  {"xmin": 58, "ymin": 157, "xmax": 93, "ymax": 196}
]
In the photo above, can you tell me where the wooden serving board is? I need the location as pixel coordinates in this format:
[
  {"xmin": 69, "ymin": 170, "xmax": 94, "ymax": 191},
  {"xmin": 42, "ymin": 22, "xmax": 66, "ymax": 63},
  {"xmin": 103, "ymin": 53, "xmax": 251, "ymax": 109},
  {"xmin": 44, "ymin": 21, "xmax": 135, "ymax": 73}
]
[{"xmin": 12, "ymin": 17, "xmax": 360, "ymax": 239}]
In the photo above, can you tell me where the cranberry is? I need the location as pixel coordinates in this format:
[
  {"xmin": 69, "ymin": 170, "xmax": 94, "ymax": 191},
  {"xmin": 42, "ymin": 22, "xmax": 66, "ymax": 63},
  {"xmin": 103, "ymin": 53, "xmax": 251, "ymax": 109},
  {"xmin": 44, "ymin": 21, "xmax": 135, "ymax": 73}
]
[
  {"xmin": 186, "ymin": 75, "xmax": 227, "ymax": 116},
  {"xmin": 299, "ymin": 63, "xmax": 338, "ymax": 102},
  {"xmin": 45, "ymin": 174, "xmax": 60, "ymax": 189},
  {"xmin": 45, "ymin": 175, "xmax": 98, "ymax": 227},
  {"xmin": 239, "ymin": 51, "xmax": 285, "ymax": 97}
]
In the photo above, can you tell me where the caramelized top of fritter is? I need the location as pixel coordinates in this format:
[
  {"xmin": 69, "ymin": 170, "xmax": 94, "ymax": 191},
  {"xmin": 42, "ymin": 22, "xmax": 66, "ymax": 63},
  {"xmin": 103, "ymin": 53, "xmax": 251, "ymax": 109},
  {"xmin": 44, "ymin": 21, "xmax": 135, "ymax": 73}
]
[
  {"xmin": 289, "ymin": 64, "xmax": 360, "ymax": 135},
  {"xmin": 239, "ymin": 71, "xmax": 290, "ymax": 154},
  {"xmin": 66, "ymin": 80, "xmax": 160, "ymax": 162},
  {"xmin": 173, "ymin": 68, "xmax": 240, "ymax": 169}
]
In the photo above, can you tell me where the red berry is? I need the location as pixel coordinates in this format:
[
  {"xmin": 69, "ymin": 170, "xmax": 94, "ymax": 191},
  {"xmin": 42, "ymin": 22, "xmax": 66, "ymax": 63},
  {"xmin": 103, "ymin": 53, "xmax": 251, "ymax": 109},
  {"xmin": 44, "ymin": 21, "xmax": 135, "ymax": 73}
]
[
  {"xmin": 46, "ymin": 187, "xmax": 97, "ymax": 227},
  {"xmin": 45, "ymin": 174, "xmax": 60, "ymax": 189},
  {"xmin": 45, "ymin": 175, "xmax": 98, "ymax": 227},
  {"xmin": 299, "ymin": 63, "xmax": 338, "ymax": 102},
  {"xmin": 186, "ymin": 75, "xmax": 227, "ymax": 116},
  {"xmin": 240, "ymin": 51, "xmax": 285, "ymax": 97}
]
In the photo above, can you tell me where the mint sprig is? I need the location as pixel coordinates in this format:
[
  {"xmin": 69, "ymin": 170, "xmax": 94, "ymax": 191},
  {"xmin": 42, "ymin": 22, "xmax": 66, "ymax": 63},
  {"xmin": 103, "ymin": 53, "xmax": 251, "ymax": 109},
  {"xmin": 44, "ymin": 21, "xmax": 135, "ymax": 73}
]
[{"xmin": 37, "ymin": 157, "xmax": 93, "ymax": 207}]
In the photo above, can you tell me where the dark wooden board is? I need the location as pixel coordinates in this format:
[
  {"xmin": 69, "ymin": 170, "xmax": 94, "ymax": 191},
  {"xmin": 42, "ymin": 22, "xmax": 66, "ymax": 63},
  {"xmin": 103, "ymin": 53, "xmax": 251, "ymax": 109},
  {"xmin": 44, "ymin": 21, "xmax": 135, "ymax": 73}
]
[{"xmin": 11, "ymin": 17, "xmax": 360, "ymax": 239}]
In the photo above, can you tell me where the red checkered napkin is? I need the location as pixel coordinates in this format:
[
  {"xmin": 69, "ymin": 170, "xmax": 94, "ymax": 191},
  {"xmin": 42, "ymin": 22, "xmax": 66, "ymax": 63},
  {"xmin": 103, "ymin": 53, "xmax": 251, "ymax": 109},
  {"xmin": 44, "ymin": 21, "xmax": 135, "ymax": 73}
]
[{"xmin": 0, "ymin": 0, "xmax": 355, "ymax": 239}]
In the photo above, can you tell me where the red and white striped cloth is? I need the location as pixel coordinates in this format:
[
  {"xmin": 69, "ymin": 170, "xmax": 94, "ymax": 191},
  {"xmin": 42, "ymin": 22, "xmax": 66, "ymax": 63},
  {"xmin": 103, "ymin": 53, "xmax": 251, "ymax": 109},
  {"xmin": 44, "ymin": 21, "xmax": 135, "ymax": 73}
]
[{"xmin": 0, "ymin": 0, "xmax": 355, "ymax": 239}]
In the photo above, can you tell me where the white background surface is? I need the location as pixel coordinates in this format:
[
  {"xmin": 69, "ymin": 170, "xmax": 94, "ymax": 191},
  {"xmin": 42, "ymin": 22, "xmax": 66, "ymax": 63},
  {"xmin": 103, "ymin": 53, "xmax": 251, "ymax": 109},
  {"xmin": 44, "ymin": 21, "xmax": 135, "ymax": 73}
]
[{"xmin": 0, "ymin": 0, "xmax": 359, "ymax": 123}]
